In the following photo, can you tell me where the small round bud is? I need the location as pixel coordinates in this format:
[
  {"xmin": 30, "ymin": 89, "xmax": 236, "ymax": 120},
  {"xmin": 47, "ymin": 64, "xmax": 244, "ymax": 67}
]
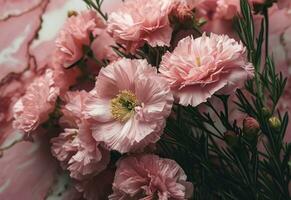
[
  {"xmin": 268, "ymin": 116, "xmax": 281, "ymax": 131},
  {"xmin": 243, "ymin": 117, "xmax": 260, "ymax": 136},
  {"xmin": 67, "ymin": 10, "xmax": 78, "ymax": 18},
  {"xmin": 224, "ymin": 131, "xmax": 238, "ymax": 147},
  {"xmin": 262, "ymin": 107, "xmax": 271, "ymax": 118}
]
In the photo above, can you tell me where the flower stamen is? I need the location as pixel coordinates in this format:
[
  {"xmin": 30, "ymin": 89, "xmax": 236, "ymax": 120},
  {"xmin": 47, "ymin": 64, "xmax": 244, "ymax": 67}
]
[
  {"xmin": 195, "ymin": 57, "xmax": 201, "ymax": 66},
  {"xmin": 110, "ymin": 90, "xmax": 138, "ymax": 122}
]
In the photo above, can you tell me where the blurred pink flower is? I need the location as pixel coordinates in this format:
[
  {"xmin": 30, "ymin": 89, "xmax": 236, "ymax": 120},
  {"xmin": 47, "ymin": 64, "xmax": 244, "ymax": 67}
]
[
  {"xmin": 188, "ymin": 0, "xmax": 264, "ymax": 20},
  {"xmin": 51, "ymin": 121, "xmax": 110, "ymax": 180},
  {"xmin": 91, "ymin": 29, "xmax": 118, "ymax": 62},
  {"xmin": 54, "ymin": 10, "xmax": 106, "ymax": 68},
  {"xmin": 12, "ymin": 69, "xmax": 59, "ymax": 133},
  {"xmin": 84, "ymin": 58, "xmax": 173, "ymax": 153},
  {"xmin": 277, "ymin": 0, "xmax": 291, "ymax": 14},
  {"xmin": 109, "ymin": 154, "xmax": 193, "ymax": 200},
  {"xmin": 107, "ymin": 0, "xmax": 175, "ymax": 53},
  {"xmin": 160, "ymin": 33, "xmax": 254, "ymax": 106}
]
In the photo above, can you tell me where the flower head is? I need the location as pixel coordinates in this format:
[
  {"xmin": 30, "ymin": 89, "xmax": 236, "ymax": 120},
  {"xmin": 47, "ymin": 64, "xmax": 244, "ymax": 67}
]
[
  {"xmin": 51, "ymin": 122, "xmax": 110, "ymax": 180},
  {"xmin": 109, "ymin": 154, "xmax": 193, "ymax": 200},
  {"xmin": 55, "ymin": 10, "xmax": 106, "ymax": 68},
  {"xmin": 243, "ymin": 117, "xmax": 260, "ymax": 135},
  {"xmin": 160, "ymin": 33, "xmax": 254, "ymax": 106},
  {"xmin": 107, "ymin": 0, "xmax": 176, "ymax": 52},
  {"xmin": 13, "ymin": 69, "xmax": 59, "ymax": 133},
  {"xmin": 84, "ymin": 58, "xmax": 173, "ymax": 153}
]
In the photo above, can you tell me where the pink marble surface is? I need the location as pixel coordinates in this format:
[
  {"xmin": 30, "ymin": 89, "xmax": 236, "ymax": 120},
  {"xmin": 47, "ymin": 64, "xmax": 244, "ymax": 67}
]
[{"xmin": 0, "ymin": 1, "xmax": 290, "ymax": 200}]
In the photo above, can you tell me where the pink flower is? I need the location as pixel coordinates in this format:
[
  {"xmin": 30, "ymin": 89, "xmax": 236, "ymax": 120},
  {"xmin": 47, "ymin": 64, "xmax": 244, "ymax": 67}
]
[
  {"xmin": 55, "ymin": 10, "xmax": 106, "ymax": 68},
  {"xmin": 91, "ymin": 29, "xmax": 118, "ymax": 62},
  {"xmin": 188, "ymin": 0, "xmax": 264, "ymax": 20},
  {"xmin": 60, "ymin": 90, "xmax": 89, "ymax": 128},
  {"xmin": 12, "ymin": 69, "xmax": 60, "ymax": 133},
  {"xmin": 215, "ymin": 0, "xmax": 240, "ymax": 20},
  {"xmin": 277, "ymin": 0, "xmax": 291, "ymax": 14},
  {"xmin": 107, "ymin": 0, "xmax": 175, "ymax": 53},
  {"xmin": 51, "ymin": 121, "xmax": 110, "ymax": 180},
  {"xmin": 84, "ymin": 58, "xmax": 173, "ymax": 153},
  {"xmin": 51, "ymin": 61, "xmax": 81, "ymax": 95},
  {"xmin": 109, "ymin": 154, "xmax": 193, "ymax": 200},
  {"xmin": 160, "ymin": 33, "xmax": 254, "ymax": 106}
]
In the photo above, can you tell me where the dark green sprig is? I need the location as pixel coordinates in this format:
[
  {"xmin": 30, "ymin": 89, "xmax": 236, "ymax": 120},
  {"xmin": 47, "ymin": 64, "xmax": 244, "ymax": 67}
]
[{"xmin": 83, "ymin": 0, "xmax": 108, "ymax": 20}]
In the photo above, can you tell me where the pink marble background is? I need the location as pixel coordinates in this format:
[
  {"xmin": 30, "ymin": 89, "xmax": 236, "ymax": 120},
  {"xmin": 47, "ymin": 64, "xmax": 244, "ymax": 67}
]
[{"xmin": 0, "ymin": 1, "xmax": 290, "ymax": 199}]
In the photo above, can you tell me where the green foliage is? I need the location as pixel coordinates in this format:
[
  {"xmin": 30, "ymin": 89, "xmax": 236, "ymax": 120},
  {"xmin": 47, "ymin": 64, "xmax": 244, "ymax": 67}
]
[
  {"xmin": 157, "ymin": 0, "xmax": 290, "ymax": 199},
  {"xmin": 83, "ymin": 0, "xmax": 108, "ymax": 20}
]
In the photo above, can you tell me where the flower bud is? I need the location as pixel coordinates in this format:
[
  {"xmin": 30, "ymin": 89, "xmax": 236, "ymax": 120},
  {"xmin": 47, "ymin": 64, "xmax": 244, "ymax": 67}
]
[
  {"xmin": 67, "ymin": 10, "xmax": 78, "ymax": 18},
  {"xmin": 243, "ymin": 117, "xmax": 260, "ymax": 136},
  {"xmin": 268, "ymin": 116, "xmax": 281, "ymax": 131},
  {"xmin": 262, "ymin": 107, "xmax": 271, "ymax": 118},
  {"xmin": 224, "ymin": 131, "xmax": 238, "ymax": 147}
]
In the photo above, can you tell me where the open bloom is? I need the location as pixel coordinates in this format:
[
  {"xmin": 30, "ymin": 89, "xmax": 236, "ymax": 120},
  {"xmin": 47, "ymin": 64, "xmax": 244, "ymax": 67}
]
[
  {"xmin": 107, "ymin": 0, "xmax": 176, "ymax": 53},
  {"xmin": 84, "ymin": 58, "xmax": 173, "ymax": 153},
  {"xmin": 52, "ymin": 91, "xmax": 110, "ymax": 180},
  {"xmin": 51, "ymin": 121, "xmax": 110, "ymax": 180},
  {"xmin": 277, "ymin": 0, "xmax": 291, "ymax": 14},
  {"xmin": 60, "ymin": 90, "xmax": 89, "ymax": 128},
  {"xmin": 13, "ymin": 69, "xmax": 59, "ymax": 133},
  {"xmin": 109, "ymin": 154, "xmax": 193, "ymax": 200},
  {"xmin": 160, "ymin": 33, "xmax": 254, "ymax": 106},
  {"xmin": 55, "ymin": 10, "xmax": 105, "ymax": 68}
]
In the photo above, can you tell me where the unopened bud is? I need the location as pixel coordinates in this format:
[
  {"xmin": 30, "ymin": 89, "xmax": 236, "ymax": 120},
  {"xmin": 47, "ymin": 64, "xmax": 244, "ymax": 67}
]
[
  {"xmin": 243, "ymin": 117, "xmax": 260, "ymax": 136},
  {"xmin": 262, "ymin": 107, "xmax": 271, "ymax": 118},
  {"xmin": 67, "ymin": 10, "xmax": 78, "ymax": 18},
  {"xmin": 268, "ymin": 116, "xmax": 281, "ymax": 131},
  {"xmin": 224, "ymin": 131, "xmax": 238, "ymax": 147}
]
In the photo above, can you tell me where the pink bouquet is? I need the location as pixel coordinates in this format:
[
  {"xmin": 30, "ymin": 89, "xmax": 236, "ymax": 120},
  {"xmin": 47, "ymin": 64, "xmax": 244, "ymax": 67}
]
[{"xmin": 0, "ymin": 0, "xmax": 290, "ymax": 199}]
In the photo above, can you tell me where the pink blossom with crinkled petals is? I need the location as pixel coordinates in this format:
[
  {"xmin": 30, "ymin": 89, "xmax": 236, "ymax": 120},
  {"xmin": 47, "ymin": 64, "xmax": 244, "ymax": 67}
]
[
  {"xmin": 91, "ymin": 29, "xmax": 118, "ymax": 62},
  {"xmin": 84, "ymin": 58, "xmax": 173, "ymax": 153},
  {"xmin": 109, "ymin": 154, "xmax": 193, "ymax": 200},
  {"xmin": 12, "ymin": 69, "xmax": 60, "ymax": 133},
  {"xmin": 55, "ymin": 10, "xmax": 106, "ymax": 68},
  {"xmin": 188, "ymin": 0, "xmax": 264, "ymax": 20},
  {"xmin": 277, "ymin": 0, "xmax": 291, "ymax": 14},
  {"xmin": 160, "ymin": 33, "xmax": 254, "ymax": 107},
  {"xmin": 51, "ymin": 121, "xmax": 110, "ymax": 180},
  {"xmin": 51, "ymin": 60, "xmax": 81, "ymax": 95},
  {"xmin": 107, "ymin": 0, "xmax": 175, "ymax": 53},
  {"xmin": 60, "ymin": 90, "xmax": 90, "ymax": 128}
]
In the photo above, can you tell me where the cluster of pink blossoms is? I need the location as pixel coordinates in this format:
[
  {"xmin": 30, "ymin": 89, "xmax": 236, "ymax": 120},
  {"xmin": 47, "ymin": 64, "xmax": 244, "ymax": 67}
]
[{"xmin": 11, "ymin": 0, "xmax": 259, "ymax": 199}]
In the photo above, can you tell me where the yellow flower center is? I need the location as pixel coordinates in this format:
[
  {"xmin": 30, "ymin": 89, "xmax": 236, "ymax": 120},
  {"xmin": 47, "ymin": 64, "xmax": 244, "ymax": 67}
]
[
  {"xmin": 195, "ymin": 57, "xmax": 201, "ymax": 66},
  {"xmin": 110, "ymin": 90, "xmax": 138, "ymax": 122}
]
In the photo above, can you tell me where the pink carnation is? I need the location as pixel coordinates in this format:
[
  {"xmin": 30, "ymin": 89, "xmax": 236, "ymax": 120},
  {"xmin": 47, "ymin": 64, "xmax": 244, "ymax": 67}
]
[
  {"xmin": 84, "ymin": 58, "xmax": 173, "ymax": 153},
  {"xmin": 51, "ymin": 122, "xmax": 110, "ymax": 180},
  {"xmin": 91, "ymin": 29, "xmax": 118, "ymax": 62},
  {"xmin": 12, "ymin": 69, "xmax": 60, "ymax": 133},
  {"xmin": 109, "ymin": 154, "xmax": 193, "ymax": 200},
  {"xmin": 60, "ymin": 90, "xmax": 89, "ymax": 128},
  {"xmin": 107, "ymin": 0, "xmax": 175, "ymax": 53},
  {"xmin": 55, "ymin": 10, "xmax": 106, "ymax": 68},
  {"xmin": 160, "ymin": 33, "xmax": 254, "ymax": 106},
  {"xmin": 277, "ymin": 0, "xmax": 291, "ymax": 14}
]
